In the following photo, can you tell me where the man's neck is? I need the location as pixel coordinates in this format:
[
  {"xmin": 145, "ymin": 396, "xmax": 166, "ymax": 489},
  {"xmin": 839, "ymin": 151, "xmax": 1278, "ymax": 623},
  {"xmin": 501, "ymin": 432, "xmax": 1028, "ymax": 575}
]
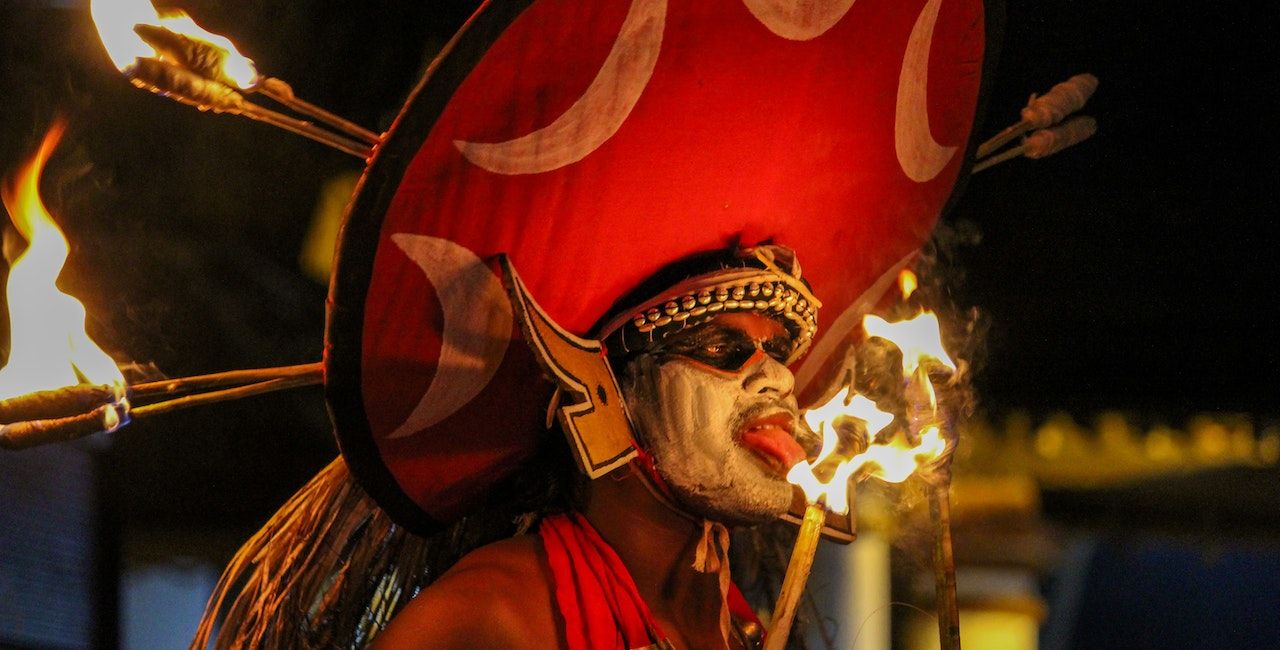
[{"xmin": 581, "ymin": 469, "xmax": 726, "ymax": 641}]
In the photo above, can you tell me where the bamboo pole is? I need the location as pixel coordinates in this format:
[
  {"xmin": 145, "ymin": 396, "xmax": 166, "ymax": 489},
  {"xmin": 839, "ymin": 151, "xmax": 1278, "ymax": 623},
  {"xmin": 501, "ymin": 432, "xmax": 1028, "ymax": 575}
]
[
  {"xmin": 974, "ymin": 121, "xmax": 1032, "ymax": 160},
  {"xmin": 129, "ymin": 362, "xmax": 322, "ymax": 399},
  {"xmin": 972, "ymin": 116, "xmax": 1097, "ymax": 174},
  {"xmin": 975, "ymin": 74, "xmax": 1099, "ymax": 159},
  {"xmin": 255, "ymin": 78, "xmax": 382, "ymax": 145},
  {"xmin": 970, "ymin": 144, "xmax": 1025, "ymax": 173},
  {"xmin": 129, "ymin": 374, "xmax": 320, "ymax": 419},
  {"xmin": 240, "ymin": 103, "xmax": 371, "ymax": 159},
  {"xmin": 125, "ymin": 57, "xmax": 370, "ymax": 159},
  {"xmin": 928, "ymin": 474, "xmax": 961, "ymax": 650},
  {"xmin": 0, "ymin": 363, "xmax": 323, "ymax": 451},
  {"xmin": 764, "ymin": 502, "xmax": 826, "ymax": 650}
]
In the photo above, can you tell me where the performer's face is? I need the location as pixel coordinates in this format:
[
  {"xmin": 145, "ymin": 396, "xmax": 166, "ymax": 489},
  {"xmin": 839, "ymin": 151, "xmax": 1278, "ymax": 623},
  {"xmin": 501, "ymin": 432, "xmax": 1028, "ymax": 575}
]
[{"xmin": 621, "ymin": 312, "xmax": 811, "ymax": 524}]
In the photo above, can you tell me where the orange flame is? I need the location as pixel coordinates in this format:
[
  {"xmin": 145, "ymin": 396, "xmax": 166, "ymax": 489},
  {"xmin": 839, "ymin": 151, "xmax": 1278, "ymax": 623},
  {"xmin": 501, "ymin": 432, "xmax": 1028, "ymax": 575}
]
[
  {"xmin": 846, "ymin": 426, "xmax": 947, "ymax": 482},
  {"xmin": 789, "ymin": 387, "xmax": 950, "ymax": 514},
  {"xmin": 788, "ymin": 387, "xmax": 895, "ymax": 514},
  {"xmin": 90, "ymin": 0, "xmax": 257, "ymax": 88},
  {"xmin": 0, "ymin": 122, "xmax": 125, "ymax": 400},
  {"xmin": 863, "ymin": 312, "xmax": 956, "ymax": 374},
  {"xmin": 788, "ymin": 306, "xmax": 958, "ymax": 513},
  {"xmin": 898, "ymin": 269, "xmax": 918, "ymax": 300}
]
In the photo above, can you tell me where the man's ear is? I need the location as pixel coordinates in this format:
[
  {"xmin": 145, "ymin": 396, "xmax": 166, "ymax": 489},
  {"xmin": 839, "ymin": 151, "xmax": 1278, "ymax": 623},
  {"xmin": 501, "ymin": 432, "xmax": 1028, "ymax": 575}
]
[{"xmin": 500, "ymin": 255, "xmax": 639, "ymax": 479}]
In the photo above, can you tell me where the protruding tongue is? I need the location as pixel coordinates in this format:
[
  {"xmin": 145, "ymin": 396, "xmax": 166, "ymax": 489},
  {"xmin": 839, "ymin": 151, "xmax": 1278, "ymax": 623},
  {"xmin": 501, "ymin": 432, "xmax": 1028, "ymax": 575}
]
[{"xmin": 741, "ymin": 426, "xmax": 807, "ymax": 470}]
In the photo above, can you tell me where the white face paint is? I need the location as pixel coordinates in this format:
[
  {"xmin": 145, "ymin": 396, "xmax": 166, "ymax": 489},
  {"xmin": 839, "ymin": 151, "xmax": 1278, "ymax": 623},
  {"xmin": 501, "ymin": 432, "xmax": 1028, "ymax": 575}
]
[{"xmin": 621, "ymin": 328, "xmax": 809, "ymax": 525}]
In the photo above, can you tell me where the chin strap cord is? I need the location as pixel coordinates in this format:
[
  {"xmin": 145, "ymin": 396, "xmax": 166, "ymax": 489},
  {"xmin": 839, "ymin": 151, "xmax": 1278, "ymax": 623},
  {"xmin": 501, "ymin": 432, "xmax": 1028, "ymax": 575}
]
[
  {"xmin": 627, "ymin": 449, "xmax": 741, "ymax": 648},
  {"xmin": 694, "ymin": 519, "xmax": 735, "ymax": 649},
  {"xmin": 692, "ymin": 519, "xmax": 729, "ymax": 573},
  {"xmin": 627, "ymin": 453, "xmax": 737, "ymax": 648}
]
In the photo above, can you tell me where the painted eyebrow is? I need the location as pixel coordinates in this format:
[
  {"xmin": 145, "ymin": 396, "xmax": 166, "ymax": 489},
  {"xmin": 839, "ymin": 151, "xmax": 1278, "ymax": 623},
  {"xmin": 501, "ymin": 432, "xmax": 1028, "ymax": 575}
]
[
  {"xmin": 663, "ymin": 323, "xmax": 741, "ymax": 346},
  {"xmin": 664, "ymin": 323, "xmax": 788, "ymax": 350}
]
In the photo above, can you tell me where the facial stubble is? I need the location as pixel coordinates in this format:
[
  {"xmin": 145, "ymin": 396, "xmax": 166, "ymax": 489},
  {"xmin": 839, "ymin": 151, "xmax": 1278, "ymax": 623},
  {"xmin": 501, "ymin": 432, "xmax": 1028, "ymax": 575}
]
[{"xmin": 622, "ymin": 355, "xmax": 799, "ymax": 525}]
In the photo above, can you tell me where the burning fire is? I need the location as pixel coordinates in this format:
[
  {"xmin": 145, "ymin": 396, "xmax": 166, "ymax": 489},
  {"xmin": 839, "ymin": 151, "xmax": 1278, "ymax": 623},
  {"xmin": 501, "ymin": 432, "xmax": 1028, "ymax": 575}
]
[
  {"xmin": 788, "ymin": 387, "xmax": 894, "ymax": 514},
  {"xmin": 788, "ymin": 270, "xmax": 958, "ymax": 514},
  {"xmin": 863, "ymin": 312, "xmax": 955, "ymax": 374},
  {"xmin": 0, "ymin": 122, "xmax": 126, "ymax": 401},
  {"xmin": 90, "ymin": 0, "xmax": 257, "ymax": 88},
  {"xmin": 899, "ymin": 268, "xmax": 919, "ymax": 300}
]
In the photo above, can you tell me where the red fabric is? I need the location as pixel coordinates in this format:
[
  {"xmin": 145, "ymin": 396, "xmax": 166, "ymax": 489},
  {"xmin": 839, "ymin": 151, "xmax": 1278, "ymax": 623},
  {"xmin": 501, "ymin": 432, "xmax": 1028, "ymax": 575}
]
[
  {"xmin": 539, "ymin": 513, "xmax": 765, "ymax": 648},
  {"xmin": 539, "ymin": 513, "xmax": 667, "ymax": 649},
  {"xmin": 726, "ymin": 583, "xmax": 762, "ymax": 637},
  {"xmin": 339, "ymin": 0, "xmax": 989, "ymax": 523}
]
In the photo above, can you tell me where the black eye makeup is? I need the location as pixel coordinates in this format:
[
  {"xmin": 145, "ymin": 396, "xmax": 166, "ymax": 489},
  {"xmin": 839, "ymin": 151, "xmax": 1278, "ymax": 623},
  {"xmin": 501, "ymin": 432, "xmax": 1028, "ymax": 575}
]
[{"xmin": 652, "ymin": 324, "xmax": 790, "ymax": 372}]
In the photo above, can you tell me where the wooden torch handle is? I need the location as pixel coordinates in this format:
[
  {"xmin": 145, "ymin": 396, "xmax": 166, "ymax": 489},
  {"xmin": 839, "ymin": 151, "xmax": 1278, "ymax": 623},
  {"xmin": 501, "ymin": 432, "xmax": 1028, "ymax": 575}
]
[{"xmin": 764, "ymin": 502, "xmax": 827, "ymax": 650}]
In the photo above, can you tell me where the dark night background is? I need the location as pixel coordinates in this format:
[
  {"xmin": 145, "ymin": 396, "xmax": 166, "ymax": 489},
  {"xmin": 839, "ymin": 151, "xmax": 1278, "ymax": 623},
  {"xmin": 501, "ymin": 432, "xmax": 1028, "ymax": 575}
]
[{"xmin": 0, "ymin": 0, "xmax": 1276, "ymax": 647}]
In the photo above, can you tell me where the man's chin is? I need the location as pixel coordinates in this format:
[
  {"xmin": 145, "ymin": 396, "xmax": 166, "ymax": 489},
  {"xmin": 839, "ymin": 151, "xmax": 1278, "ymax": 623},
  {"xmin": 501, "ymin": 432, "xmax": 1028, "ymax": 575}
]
[{"xmin": 667, "ymin": 474, "xmax": 794, "ymax": 527}]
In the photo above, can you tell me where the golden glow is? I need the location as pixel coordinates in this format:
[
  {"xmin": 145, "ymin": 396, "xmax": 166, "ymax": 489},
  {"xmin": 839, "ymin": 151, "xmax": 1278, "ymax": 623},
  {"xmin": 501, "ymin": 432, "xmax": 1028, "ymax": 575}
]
[
  {"xmin": 898, "ymin": 269, "xmax": 919, "ymax": 300},
  {"xmin": 849, "ymin": 426, "xmax": 947, "ymax": 482},
  {"xmin": 906, "ymin": 608, "xmax": 1041, "ymax": 650},
  {"xmin": 789, "ymin": 302, "xmax": 959, "ymax": 514},
  {"xmin": 863, "ymin": 312, "xmax": 956, "ymax": 373},
  {"xmin": 0, "ymin": 122, "xmax": 126, "ymax": 399},
  {"xmin": 90, "ymin": 0, "xmax": 257, "ymax": 88},
  {"xmin": 1258, "ymin": 428, "xmax": 1280, "ymax": 465},
  {"xmin": 789, "ymin": 387, "xmax": 926, "ymax": 514},
  {"xmin": 801, "ymin": 387, "xmax": 894, "ymax": 467}
]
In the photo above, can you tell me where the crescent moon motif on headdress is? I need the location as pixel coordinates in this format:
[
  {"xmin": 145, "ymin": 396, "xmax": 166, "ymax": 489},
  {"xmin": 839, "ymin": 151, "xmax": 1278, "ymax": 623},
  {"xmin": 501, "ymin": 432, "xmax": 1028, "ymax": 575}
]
[
  {"xmin": 894, "ymin": 0, "xmax": 957, "ymax": 183},
  {"xmin": 740, "ymin": 0, "xmax": 857, "ymax": 40},
  {"xmin": 384, "ymin": 234, "xmax": 514, "ymax": 439},
  {"xmin": 453, "ymin": 0, "xmax": 667, "ymax": 175}
]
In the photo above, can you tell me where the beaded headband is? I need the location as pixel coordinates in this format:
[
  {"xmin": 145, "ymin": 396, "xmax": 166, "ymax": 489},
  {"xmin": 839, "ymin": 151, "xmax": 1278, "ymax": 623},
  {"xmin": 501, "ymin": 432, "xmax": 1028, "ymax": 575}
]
[{"xmin": 599, "ymin": 246, "xmax": 820, "ymax": 365}]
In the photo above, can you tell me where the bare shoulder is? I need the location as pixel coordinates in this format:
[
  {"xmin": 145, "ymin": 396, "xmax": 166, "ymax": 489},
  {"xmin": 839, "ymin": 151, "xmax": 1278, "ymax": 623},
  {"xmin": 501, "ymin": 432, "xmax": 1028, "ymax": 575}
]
[{"xmin": 371, "ymin": 534, "xmax": 563, "ymax": 650}]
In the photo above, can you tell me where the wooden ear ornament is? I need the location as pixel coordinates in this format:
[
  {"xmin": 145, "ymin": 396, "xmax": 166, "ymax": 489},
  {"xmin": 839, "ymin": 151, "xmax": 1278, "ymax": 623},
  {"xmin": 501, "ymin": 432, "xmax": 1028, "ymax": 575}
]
[{"xmin": 500, "ymin": 255, "xmax": 638, "ymax": 478}]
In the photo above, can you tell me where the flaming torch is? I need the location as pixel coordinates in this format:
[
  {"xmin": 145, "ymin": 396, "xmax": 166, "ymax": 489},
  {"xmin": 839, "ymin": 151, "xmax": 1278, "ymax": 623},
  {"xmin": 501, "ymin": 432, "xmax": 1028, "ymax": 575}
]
[
  {"xmin": 971, "ymin": 73, "xmax": 1100, "ymax": 173},
  {"xmin": 863, "ymin": 272, "xmax": 964, "ymax": 650},
  {"xmin": 0, "ymin": 121, "xmax": 129, "ymax": 448},
  {"xmin": 90, "ymin": 0, "xmax": 379, "ymax": 158},
  {"xmin": 765, "ymin": 270, "xmax": 961, "ymax": 650},
  {"xmin": 0, "ymin": 123, "xmax": 324, "ymax": 450}
]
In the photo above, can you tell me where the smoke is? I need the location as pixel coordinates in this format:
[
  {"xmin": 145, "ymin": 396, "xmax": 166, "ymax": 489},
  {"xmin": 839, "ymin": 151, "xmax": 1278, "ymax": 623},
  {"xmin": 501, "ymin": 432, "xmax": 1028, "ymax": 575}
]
[{"xmin": 914, "ymin": 217, "xmax": 988, "ymax": 428}]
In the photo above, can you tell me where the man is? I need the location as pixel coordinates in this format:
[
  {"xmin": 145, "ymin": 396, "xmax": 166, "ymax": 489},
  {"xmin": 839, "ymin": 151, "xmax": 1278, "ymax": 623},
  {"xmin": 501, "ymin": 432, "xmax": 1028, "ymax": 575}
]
[
  {"xmin": 376, "ymin": 254, "xmax": 818, "ymax": 649},
  {"xmin": 193, "ymin": 1, "xmax": 992, "ymax": 647},
  {"xmin": 198, "ymin": 248, "xmax": 835, "ymax": 650}
]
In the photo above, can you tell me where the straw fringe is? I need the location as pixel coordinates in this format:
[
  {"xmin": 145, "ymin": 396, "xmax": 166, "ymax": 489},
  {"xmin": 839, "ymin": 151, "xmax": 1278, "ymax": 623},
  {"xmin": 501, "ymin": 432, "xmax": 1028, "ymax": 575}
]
[
  {"xmin": 191, "ymin": 453, "xmax": 552, "ymax": 649},
  {"xmin": 191, "ymin": 458, "xmax": 436, "ymax": 649}
]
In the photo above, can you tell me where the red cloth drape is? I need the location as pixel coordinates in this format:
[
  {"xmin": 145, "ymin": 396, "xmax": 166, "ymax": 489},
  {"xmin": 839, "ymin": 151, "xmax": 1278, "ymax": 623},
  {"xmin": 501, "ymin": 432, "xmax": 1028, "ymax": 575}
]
[
  {"xmin": 539, "ymin": 513, "xmax": 763, "ymax": 649},
  {"xmin": 540, "ymin": 513, "xmax": 666, "ymax": 649}
]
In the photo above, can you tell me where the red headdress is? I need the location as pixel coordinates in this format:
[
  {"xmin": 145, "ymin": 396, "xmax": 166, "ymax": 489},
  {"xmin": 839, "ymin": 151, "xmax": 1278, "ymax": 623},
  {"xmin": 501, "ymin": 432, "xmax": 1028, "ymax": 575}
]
[{"xmin": 326, "ymin": 0, "xmax": 995, "ymax": 536}]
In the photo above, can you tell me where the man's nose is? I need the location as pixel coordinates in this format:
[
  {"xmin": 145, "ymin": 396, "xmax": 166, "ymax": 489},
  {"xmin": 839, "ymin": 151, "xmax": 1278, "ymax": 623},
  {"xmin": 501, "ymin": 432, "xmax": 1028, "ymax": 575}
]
[{"xmin": 741, "ymin": 350, "xmax": 795, "ymax": 397}]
